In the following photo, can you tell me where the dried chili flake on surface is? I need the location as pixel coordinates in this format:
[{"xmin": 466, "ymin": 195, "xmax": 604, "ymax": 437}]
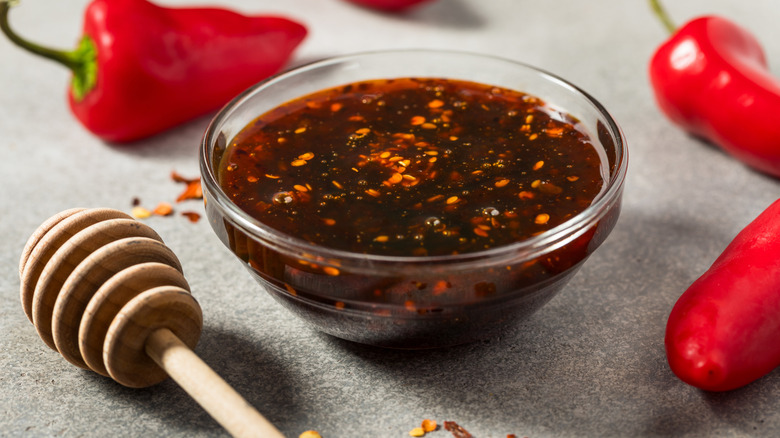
[
  {"xmin": 408, "ymin": 419, "xmax": 438, "ymax": 436},
  {"xmin": 131, "ymin": 206, "xmax": 151, "ymax": 219},
  {"xmin": 152, "ymin": 202, "xmax": 174, "ymax": 216},
  {"xmin": 181, "ymin": 211, "xmax": 201, "ymax": 223},
  {"xmin": 409, "ymin": 427, "xmax": 425, "ymax": 437},
  {"xmin": 443, "ymin": 421, "xmax": 473, "ymax": 438},
  {"xmin": 171, "ymin": 171, "xmax": 203, "ymax": 202},
  {"xmin": 421, "ymin": 419, "xmax": 437, "ymax": 432}
]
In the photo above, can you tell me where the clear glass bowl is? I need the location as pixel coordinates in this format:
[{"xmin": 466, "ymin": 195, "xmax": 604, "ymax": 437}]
[{"xmin": 200, "ymin": 50, "xmax": 628, "ymax": 349}]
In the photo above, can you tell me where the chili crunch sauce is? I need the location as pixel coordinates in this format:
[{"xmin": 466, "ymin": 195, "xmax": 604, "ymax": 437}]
[{"xmin": 219, "ymin": 78, "xmax": 605, "ymax": 257}]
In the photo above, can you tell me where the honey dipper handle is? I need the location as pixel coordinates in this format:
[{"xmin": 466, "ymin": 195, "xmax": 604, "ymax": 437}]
[{"xmin": 145, "ymin": 328, "xmax": 285, "ymax": 438}]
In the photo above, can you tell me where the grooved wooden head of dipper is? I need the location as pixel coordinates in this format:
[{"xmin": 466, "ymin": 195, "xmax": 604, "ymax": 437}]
[{"xmin": 19, "ymin": 208, "xmax": 202, "ymax": 388}]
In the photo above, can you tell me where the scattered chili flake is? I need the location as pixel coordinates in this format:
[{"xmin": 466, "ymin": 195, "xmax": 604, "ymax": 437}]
[
  {"xmin": 446, "ymin": 195, "xmax": 460, "ymax": 205},
  {"xmin": 181, "ymin": 211, "xmax": 201, "ymax": 223},
  {"xmin": 428, "ymin": 99, "xmax": 444, "ymax": 108},
  {"xmin": 172, "ymin": 171, "xmax": 203, "ymax": 203},
  {"xmin": 152, "ymin": 202, "xmax": 174, "ymax": 216},
  {"xmin": 443, "ymin": 421, "xmax": 473, "ymax": 438},
  {"xmin": 131, "ymin": 206, "xmax": 152, "ymax": 219},
  {"xmin": 411, "ymin": 115, "xmax": 426, "ymax": 125},
  {"xmin": 422, "ymin": 419, "xmax": 437, "ymax": 432},
  {"xmin": 409, "ymin": 427, "xmax": 425, "ymax": 437}
]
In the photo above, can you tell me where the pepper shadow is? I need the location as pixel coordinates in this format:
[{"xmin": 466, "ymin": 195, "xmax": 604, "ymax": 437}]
[
  {"xmin": 86, "ymin": 324, "xmax": 299, "ymax": 435},
  {"xmin": 377, "ymin": 0, "xmax": 487, "ymax": 30},
  {"xmin": 620, "ymin": 206, "xmax": 780, "ymax": 436},
  {"xmin": 702, "ymin": 376, "xmax": 780, "ymax": 433},
  {"xmin": 641, "ymin": 375, "xmax": 780, "ymax": 436}
]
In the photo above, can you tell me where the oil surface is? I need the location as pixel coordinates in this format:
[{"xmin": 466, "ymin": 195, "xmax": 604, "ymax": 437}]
[{"xmin": 219, "ymin": 77, "xmax": 604, "ymax": 257}]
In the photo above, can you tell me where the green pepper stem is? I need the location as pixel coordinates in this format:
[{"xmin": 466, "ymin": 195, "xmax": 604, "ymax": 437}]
[
  {"xmin": 0, "ymin": 0, "xmax": 97, "ymax": 100},
  {"xmin": 649, "ymin": 0, "xmax": 677, "ymax": 34}
]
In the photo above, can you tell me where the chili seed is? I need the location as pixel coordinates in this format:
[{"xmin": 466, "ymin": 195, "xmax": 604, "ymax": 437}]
[
  {"xmin": 535, "ymin": 213, "xmax": 550, "ymax": 224},
  {"xmin": 409, "ymin": 427, "xmax": 425, "ymax": 437},
  {"xmin": 323, "ymin": 267, "xmax": 340, "ymax": 276}
]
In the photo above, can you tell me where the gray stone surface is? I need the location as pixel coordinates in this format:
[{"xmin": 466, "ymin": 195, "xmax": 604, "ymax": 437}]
[{"xmin": 3, "ymin": 0, "xmax": 780, "ymax": 437}]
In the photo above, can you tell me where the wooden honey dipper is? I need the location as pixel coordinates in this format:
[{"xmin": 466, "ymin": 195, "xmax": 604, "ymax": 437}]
[{"xmin": 19, "ymin": 207, "xmax": 285, "ymax": 438}]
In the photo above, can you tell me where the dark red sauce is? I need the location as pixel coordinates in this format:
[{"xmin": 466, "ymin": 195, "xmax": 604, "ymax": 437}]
[{"xmin": 218, "ymin": 77, "xmax": 604, "ymax": 257}]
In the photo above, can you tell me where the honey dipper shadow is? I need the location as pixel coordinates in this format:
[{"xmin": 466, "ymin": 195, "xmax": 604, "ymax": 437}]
[{"xmin": 88, "ymin": 325, "xmax": 298, "ymax": 435}]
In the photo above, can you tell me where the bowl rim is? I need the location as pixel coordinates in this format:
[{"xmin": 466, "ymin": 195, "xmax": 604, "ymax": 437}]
[{"xmin": 200, "ymin": 48, "xmax": 628, "ymax": 270}]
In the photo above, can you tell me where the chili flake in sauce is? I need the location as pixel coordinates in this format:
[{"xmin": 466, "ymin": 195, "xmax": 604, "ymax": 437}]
[{"xmin": 219, "ymin": 77, "xmax": 604, "ymax": 257}]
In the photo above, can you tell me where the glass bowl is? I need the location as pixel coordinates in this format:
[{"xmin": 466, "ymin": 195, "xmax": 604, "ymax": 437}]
[{"xmin": 199, "ymin": 49, "xmax": 628, "ymax": 349}]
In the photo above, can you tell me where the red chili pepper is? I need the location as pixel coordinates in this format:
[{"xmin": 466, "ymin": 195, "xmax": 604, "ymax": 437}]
[
  {"xmin": 666, "ymin": 199, "xmax": 780, "ymax": 391},
  {"xmin": 343, "ymin": 0, "xmax": 434, "ymax": 12},
  {"xmin": 647, "ymin": 0, "xmax": 780, "ymax": 178},
  {"xmin": 0, "ymin": 0, "xmax": 306, "ymax": 143}
]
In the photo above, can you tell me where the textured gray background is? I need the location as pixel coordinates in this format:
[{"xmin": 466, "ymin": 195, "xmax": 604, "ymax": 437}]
[{"xmin": 3, "ymin": 0, "xmax": 780, "ymax": 437}]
